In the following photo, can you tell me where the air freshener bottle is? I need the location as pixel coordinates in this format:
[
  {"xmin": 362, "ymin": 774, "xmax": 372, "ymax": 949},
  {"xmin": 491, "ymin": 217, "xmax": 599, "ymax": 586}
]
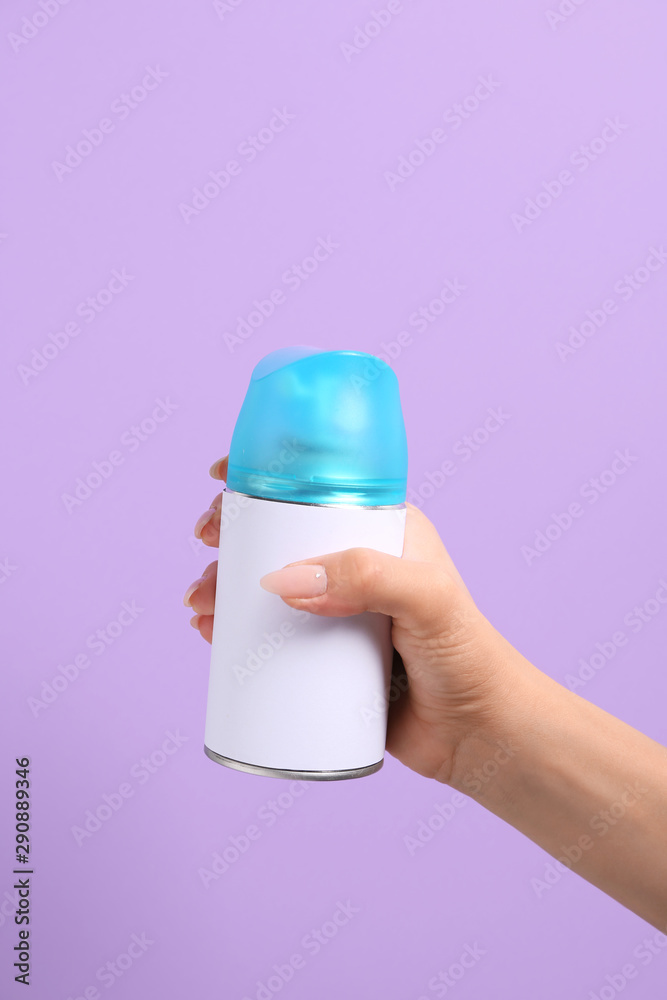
[{"xmin": 204, "ymin": 346, "xmax": 408, "ymax": 780}]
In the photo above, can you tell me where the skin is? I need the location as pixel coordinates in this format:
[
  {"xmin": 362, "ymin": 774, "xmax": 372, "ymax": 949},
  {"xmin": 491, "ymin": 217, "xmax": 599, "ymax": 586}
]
[{"xmin": 186, "ymin": 456, "xmax": 667, "ymax": 930}]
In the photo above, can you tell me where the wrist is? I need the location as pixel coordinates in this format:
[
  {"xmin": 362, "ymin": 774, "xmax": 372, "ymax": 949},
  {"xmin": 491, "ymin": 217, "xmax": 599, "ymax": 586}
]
[{"xmin": 437, "ymin": 634, "xmax": 564, "ymax": 798}]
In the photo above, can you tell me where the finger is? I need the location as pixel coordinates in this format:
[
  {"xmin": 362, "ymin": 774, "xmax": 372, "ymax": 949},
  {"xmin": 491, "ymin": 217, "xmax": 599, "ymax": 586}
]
[
  {"xmin": 194, "ymin": 454, "xmax": 228, "ymax": 545},
  {"xmin": 190, "ymin": 614, "xmax": 214, "ymax": 644},
  {"xmin": 258, "ymin": 498, "xmax": 474, "ymax": 634},
  {"xmin": 190, "ymin": 615, "xmax": 213, "ymax": 643},
  {"xmin": 194, "ymin": 493, "xmax": 223, "ymax": 545},
  {"xmin": 259, "ymin": 546, "xmax": 471, "ymax": 638},
  {"xmin": 209, "ymin": 455, "xmax": 229, "ymax": 481},
  {"xmin": 183, "ymin": 560, "xmax": 218, "ymax": 614}
]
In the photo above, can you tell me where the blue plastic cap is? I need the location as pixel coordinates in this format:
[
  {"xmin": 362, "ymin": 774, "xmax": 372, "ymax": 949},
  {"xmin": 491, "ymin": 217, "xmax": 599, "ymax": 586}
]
[{"xmin": 227, "ymin": 347, "xmax": 407, "ymax": 505}]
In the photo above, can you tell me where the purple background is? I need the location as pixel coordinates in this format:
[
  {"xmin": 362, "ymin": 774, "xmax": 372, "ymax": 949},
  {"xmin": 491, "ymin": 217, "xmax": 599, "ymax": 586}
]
[{"xmin": 2, "ymin": 1, "xmax": 667, "ymax": 997}]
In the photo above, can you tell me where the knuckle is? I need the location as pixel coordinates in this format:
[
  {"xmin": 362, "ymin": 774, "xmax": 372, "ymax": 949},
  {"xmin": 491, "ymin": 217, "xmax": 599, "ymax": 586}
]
[
  {"xmin": 342, "ymin": 547, "xmax": 384, "ymax": 591},
  {"xmin": 432, "ymin": 566, "xmax": 457, "ymax": 600},
  {"xmin": 429, "ymin": 567, "xmax": 476, "ymax": 632}
]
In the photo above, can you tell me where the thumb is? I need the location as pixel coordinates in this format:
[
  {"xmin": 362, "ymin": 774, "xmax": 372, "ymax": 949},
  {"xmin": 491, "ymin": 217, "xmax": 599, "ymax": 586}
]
[{"xmin": 259, "ymin": 547, "xmax": 465, "ymax": 637}]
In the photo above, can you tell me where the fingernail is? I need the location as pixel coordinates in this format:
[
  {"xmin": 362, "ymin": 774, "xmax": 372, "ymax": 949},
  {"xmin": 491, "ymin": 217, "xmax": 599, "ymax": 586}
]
[
  {"xmin": 189, "ymin": 615, "xmax": 201, "ymax": 630},
  {"xmin": 260, "ymin": 564, "xmax": 327, "ymax": 599},
  {"xmin": 194, "ymin": 506, "xmax": 217, "ymax": 539},
  {"xmin": 183, "ymin": 579, "xmax": 202, "ymax": 607}
]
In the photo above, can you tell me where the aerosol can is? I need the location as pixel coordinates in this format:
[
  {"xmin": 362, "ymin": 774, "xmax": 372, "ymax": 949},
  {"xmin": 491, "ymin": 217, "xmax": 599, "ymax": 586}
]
[{"xmin": 204, "ymin": 346, "xmax": 408, "ymax": 780}]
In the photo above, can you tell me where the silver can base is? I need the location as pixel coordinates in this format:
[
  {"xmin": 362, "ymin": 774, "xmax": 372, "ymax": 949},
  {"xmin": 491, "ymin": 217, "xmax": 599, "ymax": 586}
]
[{"xmin": 204, "ymin": 745, "xmax": 384, "ymax": 781}]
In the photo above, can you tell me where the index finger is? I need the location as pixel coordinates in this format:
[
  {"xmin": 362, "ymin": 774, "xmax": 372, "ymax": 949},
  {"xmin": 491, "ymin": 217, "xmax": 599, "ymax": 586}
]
[{"xmin": 209, "ymin": 455, "xmax": 229, "ymax": 480}]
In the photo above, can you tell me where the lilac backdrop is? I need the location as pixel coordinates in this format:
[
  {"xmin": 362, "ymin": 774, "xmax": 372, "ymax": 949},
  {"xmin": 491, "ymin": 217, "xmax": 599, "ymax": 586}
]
[{"xmin": 2, "ymin": 1, "xmax": 667, "ymax": 997}]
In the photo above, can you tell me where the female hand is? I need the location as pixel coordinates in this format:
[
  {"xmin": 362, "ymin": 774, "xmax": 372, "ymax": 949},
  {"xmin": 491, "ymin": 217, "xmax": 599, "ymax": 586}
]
[
  {"xmin": 184, "ymin": 455, "xmax": 552, "ymax": 785},
  {"xmin": 185, "ymin": 455, "xmax": 667, "ymax": 930}
]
